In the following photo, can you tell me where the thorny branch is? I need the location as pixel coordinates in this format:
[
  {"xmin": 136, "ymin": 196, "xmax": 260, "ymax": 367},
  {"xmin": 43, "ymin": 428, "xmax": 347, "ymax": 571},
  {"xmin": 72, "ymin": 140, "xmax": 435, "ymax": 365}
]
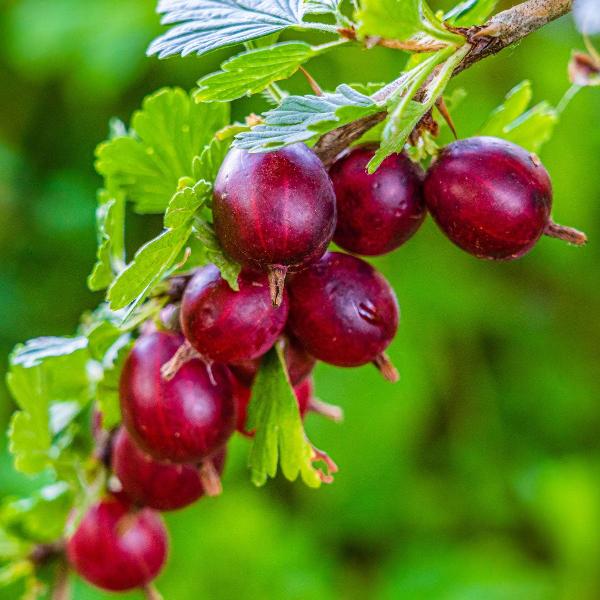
[{"xmin": 314, "ymin": 0, "xmax": 574, "ymax": 165}]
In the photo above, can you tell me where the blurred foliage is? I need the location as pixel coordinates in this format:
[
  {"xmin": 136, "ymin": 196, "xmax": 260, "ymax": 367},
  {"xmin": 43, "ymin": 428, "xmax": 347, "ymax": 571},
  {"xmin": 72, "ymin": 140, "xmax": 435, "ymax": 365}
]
[{"xmin": 0, "ymin": 0, "xmax": 599, "ymax": 598}]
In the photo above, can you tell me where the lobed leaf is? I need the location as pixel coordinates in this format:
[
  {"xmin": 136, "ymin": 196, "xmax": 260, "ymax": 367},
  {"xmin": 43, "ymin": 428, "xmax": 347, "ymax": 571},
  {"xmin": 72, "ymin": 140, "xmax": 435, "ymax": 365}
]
[
  {"xmin": 95, "ymin": 88, "xmax": 229, "ymax": 214},
  {"xmin": 234, "ymin": 84, "xmax": 380, "ymax": 151},
  {"xmin": 195, "ymin": 42, "xmax": 319, "ymax": 103},
  {"xmin": 356, "ymin": 0, "xmax": 463, "ymax": 44},
  {"xmin": 87, "ymin": 188, "xmax": 126, "ymax": 292},
  {"xmin": 247, "ymin": 345, "xmax": 327, "ymax": 488},
  {"xmin": 479, "ymin": 81, "xmax": 558, "ymax": 154},
  {"xmin": 304, "ymin": 0, "xmax": 340, "ymax": 14},
  {"xmin": 445, "ymin": 0, "xmax": 498, "ymax": 26},
  {"xmin": 148, "ymin": 0, "xmax": 307, "ymax": 59}
]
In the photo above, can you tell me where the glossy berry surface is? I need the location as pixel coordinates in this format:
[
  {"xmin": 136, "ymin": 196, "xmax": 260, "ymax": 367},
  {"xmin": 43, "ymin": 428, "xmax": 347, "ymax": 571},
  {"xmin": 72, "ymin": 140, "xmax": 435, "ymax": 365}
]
[
  {"xmin": 120, "ymin": 331, "xmax": 236, "ymax": 463},
  {"xmin": 181, "ymin": 265, "xmax": 288, "ymax": 363},
  {"xmin": 67, "ymin": 497, "xmax": 167, "ymax": 592},
  {"xmin": 423, "ymin": 136, "xmax": 553, "ymax": 259},
  {"xmin": 112, "ymin": 428, "xmax": 226, "ymax": 511},
  {"xmin": 288, "ymin": 252, "xmax": 399, "ymax": 368},
  {"xmin": 330, "ymin": 145, "xmax": 426, "ymax": 255},
  {"xmin": 213, "ymin": 144, "xmax": 337, "ymax": 303},
  {"xmin": 230, "ymin": 335, "xmax": 315, "ymax": 387},
  {"xmin": 234, "ymin": 377, "xmax": 313, "ymax": 435}
]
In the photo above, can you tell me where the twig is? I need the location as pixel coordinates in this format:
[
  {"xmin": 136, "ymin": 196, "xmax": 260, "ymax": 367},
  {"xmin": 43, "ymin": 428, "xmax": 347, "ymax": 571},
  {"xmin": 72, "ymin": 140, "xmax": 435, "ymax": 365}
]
[{"xmin": 314, "ymin": 0, "xmax": 573, "ymax": 165}]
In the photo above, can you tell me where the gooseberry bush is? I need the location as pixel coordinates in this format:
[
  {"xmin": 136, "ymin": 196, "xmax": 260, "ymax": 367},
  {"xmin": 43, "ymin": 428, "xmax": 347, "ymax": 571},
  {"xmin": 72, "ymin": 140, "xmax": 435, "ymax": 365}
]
[{"xmin": 2, "ymin": 0, "xmax": 598, "ymax": 597}]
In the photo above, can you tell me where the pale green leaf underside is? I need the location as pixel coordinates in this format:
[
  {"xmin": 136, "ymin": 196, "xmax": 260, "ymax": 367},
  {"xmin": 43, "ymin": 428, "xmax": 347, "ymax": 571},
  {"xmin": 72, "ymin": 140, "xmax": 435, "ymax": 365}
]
[{"xmin": 234, "ymin": 84, "xmax": 380, "ymax": 151}]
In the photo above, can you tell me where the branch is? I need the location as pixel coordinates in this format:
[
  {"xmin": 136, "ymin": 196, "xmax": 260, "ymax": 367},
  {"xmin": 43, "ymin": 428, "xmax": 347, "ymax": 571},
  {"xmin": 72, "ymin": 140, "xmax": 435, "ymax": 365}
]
[{"xmin": 314, "ymin": 0, "xmax": 573, "ymax": 165}]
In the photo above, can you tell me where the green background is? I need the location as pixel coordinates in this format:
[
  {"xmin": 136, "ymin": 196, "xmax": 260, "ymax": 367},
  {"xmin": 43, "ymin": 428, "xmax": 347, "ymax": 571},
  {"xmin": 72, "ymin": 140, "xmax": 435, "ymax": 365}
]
[{"xmin": 0, "ymin": 0, "xmax": 599, "ymax": 598}]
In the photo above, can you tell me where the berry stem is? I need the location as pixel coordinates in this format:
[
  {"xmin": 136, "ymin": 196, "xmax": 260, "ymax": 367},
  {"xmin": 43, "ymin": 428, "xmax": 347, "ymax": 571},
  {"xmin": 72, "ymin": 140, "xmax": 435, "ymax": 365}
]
[
  {"xmin": 51, "ymin": 561, "xmax": 70, "ymax": 600},
  {"xmin": 372, "ymin": 352, "xmax": 400, "ymax": 383},
  {"xmin": 267, "ymin": 265, "xmax": 288, "ymax": 308},
  {"xmin": 143, "ymin": 583, "xmax": 164, "ymax": 600},
  {"xmin": 308, "ymin": 397, "xmax": 344, "ymax": 422},
  {"xmin": 198, "ymin": 459, "xmax": 223, "ymax": 497},
  {"xmin": 544, "ymin": 220, "xmax": 588, "ymax": 246},
  {"xmin": 160, "ymin": 341, "xmax": 201, "ymax": 381}
]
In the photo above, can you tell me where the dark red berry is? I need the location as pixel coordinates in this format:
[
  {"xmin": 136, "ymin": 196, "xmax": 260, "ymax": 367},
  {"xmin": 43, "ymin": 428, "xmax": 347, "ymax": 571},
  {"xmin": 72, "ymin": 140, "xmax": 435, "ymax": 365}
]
[
  {"xmin": 288, "ymin": 252, "xmax": 399, "ymax": 380},
  {"xmin": 111, "ymin": 428, "xmax": 226, "ymax": 511},
  {"xmin": 230, "ymin": 335, "xmax": 316, "ymax": 387},
  {"xmin": 329, "ymin": 145, "xmax": 426, "ymax": 255},
  {"xmin": 180, "ymin": 265, "xmax": 288, "ymax": 363},
  {"xmin": 120, "ymin": 331, "xmax": 236, "ymax": 463},
  {"xmin": 423, "ymin": 136, "xmax": 587, "ymax": 259},
  {"xmin": 234, "ymin": 377, "xmax": 313, "ymax": 435},
  {"xmin": 67, "ymin": 497, "xmax": 167, "ymax": 592},
  {"xmin": 213, "ymin": 144, "xmax": 337, "ymax": 306}
]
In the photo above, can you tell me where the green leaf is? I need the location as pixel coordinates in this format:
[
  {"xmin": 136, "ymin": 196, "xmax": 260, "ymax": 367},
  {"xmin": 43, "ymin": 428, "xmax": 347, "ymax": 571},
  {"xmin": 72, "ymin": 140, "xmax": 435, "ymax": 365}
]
[
  {"xmin": 247, "ymin": 345, "xmax": 332, "ymax": 488},
  {"xmin": 479, "ymin": 81, "xmax": 558, "ymax": 153},
  {"xmin": 356, "ymin": 0, "xmax": 462, "ymax": 44},
  {"xmin": 0, "ymin": 483, "xmax": 71, "ymax": 544},
  {"xmin": 0, "ymin": 529, "xmax": 30, "ymax": 562},
  {"xmin": 480, "ymin": 80, "xmax": 533, "ymax": 137},
  {"xmin": 95, "ymin": 88, "xmax": 229, "ymax": 214},
  {"xmin": 87, "ymin": 188, "xmax": 125, "ymax": 292},
  {"xmin": 7, "ymin": 338, "xmax": 92, "ymax": 475},
  {"xmin": 368, "ymin": 45, "xmax": 468, "ymax": 172},
  {"xmin": 164, "ymin": 180, "xmax": 212, "ymax": 229},
  {"xmin": 107, "ymin": 225, "xmax": 192, "ymax": 314},
  {"xmin": 193, "ymin": 220, "xmax": 241, "ymax": 291},
  {"xmin": 192, "ymin": 136, "xmax": 233, "ymax": 185},
  {"xmin": 501, "ymin": 103, "xmax": 558, "ymax": 154},
  {"xmin": 195, "ymin": 42, "xmax": 319, "ymax": 103},
  {"xmin": 304, "ymin": 0, "xmax": 340, "ymax": 14},
  {"xmin": 0, "ymin": 560, "xmax": 33, "ymax": 588},
  {"xmin": 148, "ymin": 0, "xmax": 309, "ymax": 59},
  {"xmin": 445, "ymin": 0, "xmax": 498, "ymax": 26},
  {"xmin": 234, "ymin": 84, "xmax": 380, "ymax": 151}
]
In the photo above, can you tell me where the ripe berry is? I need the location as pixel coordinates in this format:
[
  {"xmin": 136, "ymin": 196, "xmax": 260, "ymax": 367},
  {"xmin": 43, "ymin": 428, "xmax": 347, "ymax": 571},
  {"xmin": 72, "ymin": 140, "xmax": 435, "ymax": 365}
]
[
  {"xmin": 288, "ymin": 252, "xmax": 399, "ymax": 380},
  {"xmin": 230, "ymin": 335, "xmax": 316, "ymax": 387},
  {"xmin": 329, "ymin": 145, "xmax": 426, "ymax": 255},
  {"xmin": 213, "ymin": 144, "xmax": 337, "ymax": 306},
  {"xmin": 423, "ymin": 136, "xmax": 587, "ymax": 259},
  {"xmin": 180, "ymin": 265, "xmax": 288, "ymax": 364},
  {"xmin": 67, "ymin": 497, "xmax": 167, "ymax": 592},
  {"xmin": 120, "ymin": 331, "xmax": 236, "ymax": 463},
  {"xmin": 111, "ymin": 428, "xmax": 226, "ymax": 511}
]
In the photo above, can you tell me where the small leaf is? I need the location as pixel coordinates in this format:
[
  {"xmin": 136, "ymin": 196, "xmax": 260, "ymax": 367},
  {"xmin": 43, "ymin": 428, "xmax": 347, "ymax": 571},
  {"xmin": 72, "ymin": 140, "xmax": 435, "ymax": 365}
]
[
  {"xmin": 95, "ymin": 88, "xmax": 229, "ymax": 214},
  {"xmin": 195, "ymin": 42, "xmax": 319, "ymax": 103},
  {"xmin": 11, "ymin": 337, "xmax": 88, "ymax": 368},
  {"xmin": 164, "ymin": 180, "xmax": 212, "ymax": 229},
  {"xmin": 107, "ymin": 225, "xmax": 192, "ymax": 313},
  {"xmin": 0, "ymin": 483, "xmax": 71, "ymax": 544},
  {"xmin": 368, "ymin": 45, "xmax": 468, "ymax": 172},
  {"xmin": 445, "ymin": 0, "xmax": 498, "ymax": 26},
  {"xmin": 480, "ymin": 80, "xmax": 533, "ymax": 137},
  {"xmin": 148, "ymin": 0, "xmax": 307, "ymax": 59},
  {"xmin": 193, "ymin": 220, "xmax": 241, "ymax": 290},
  {"xmin": 356, "ymin": 0, "xmax": 462, "ymax": 44},
  {"xmin": 88, "ymin": 188, "xmax": 126, "ymax": 292},
  {"xmin": 304, "ymin": 0, "xmax": 340, "ymax": 14},
  {"xmin": 234, "ymin": 84, "xmax": 379, "ymax": 151},
  {"xmin": 247, "ymin": 345, "xmax": 327, "ymax": 488},
  {"xmin": 192, "ymin": 137, "xmax": 233, "ymax": 185},
  {"xmin": 479, "ymin": 81, "xmax": 558, "ymax": 153}
]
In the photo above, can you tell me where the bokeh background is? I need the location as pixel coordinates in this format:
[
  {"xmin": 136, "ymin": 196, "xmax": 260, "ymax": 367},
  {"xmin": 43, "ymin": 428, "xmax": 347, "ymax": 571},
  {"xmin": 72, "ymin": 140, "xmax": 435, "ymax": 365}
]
[{"xmin": 0, "ymin": 0, "xmax": 599, "ymax": 598}]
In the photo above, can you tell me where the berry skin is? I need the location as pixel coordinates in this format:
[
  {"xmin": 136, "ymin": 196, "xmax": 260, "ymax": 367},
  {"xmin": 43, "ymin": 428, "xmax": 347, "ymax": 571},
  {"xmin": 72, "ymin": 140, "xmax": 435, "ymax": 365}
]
[
  {"xmin": 67, "ymin": 497, "xmax": 167, "ymax": 592},
  {"xmin": 213, "ymin": 144, "xmax": 337, "ymax": 306},
  {"xmin": 287, "ymin": 252, "xmax": 399, "ymax": 379},
  {"xmin": 234, "ymin": 377, "xmax": 313, "ymax": 435},
  {"xmin": 112, "ymin": 428, "xmax": 226, "ymax": 511},
  {"xmin": 230, "ymin": 335, "xmax": 316, "ymax": 387},
  {"xmin": 120, "ymin": 331, "xmax": 236, "ymax": 463},
  {"xmin": 180, "ymin": 265, "xmax": 289, "ymax": 363},
  {"xmin": 329, "ymin": 145, "xmax": 426, "ymax": 255},
  {"xmin": 423, "ymin": 136, "xmax": 586, "ymax": 259}
]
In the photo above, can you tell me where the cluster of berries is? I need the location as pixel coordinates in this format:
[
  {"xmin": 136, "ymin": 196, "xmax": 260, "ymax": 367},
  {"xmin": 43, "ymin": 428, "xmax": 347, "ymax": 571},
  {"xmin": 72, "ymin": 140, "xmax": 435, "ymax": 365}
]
[{"xmin": 66, "ymin": 135, "xmax": 584, "ymax": 595}]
